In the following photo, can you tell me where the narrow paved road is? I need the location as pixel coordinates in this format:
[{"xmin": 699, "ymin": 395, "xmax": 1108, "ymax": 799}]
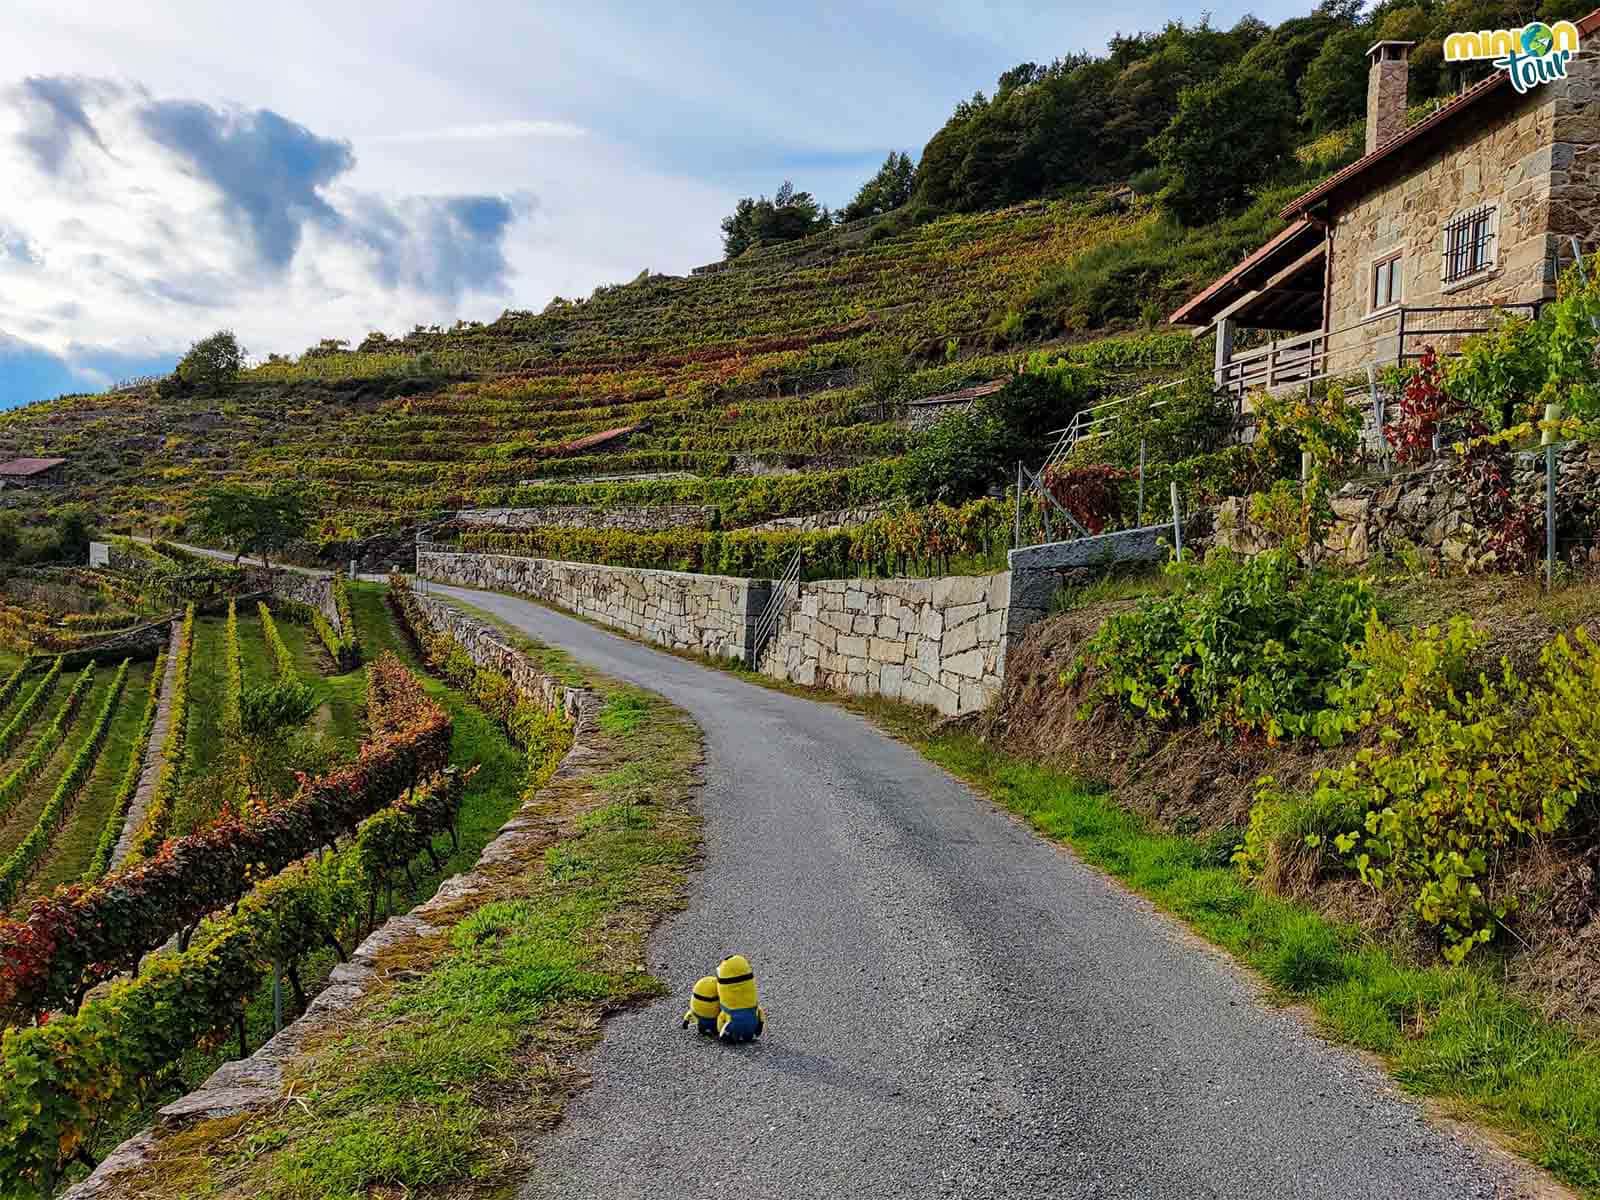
[{"xmin": 492, "ymin": 587, "xmax": 1528, "ymax": 1196}]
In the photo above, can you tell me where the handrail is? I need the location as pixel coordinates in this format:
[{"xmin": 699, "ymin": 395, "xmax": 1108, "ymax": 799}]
[{"xmin": 752, "ymin": 549, "xmax": 802, "ymax": 667}]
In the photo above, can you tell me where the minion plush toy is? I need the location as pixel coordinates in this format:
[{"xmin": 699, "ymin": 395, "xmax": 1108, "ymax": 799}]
[
  {"xmin": 714, "ymin": 954, "xmax": 765, "ymax": 1042},
  {"xmin": 681, "ymin": 975, "xmax": 720, "ymax": 1036}
]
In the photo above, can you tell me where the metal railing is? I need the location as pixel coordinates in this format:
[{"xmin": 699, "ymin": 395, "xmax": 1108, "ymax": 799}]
[
  {"xmin": 751, "ymin": 549, "xmax": 802, "ymax": 667},
  {"xmin": 1042, "ymin": 376, "xmax": 1185, "ymax": 470}
]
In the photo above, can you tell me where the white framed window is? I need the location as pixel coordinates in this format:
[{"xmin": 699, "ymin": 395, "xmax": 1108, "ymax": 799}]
[
  {"xmin": 1371, "ymin": 252, "xmax": 1403, "ymax": 311},
  {"xmin": 1442, "ymin": 203, "xmax": 1498, "ymax": 284}
]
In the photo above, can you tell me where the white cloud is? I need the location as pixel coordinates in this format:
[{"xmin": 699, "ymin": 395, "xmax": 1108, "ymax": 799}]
[{"xmin": 370, "ymin": 119, "xmax": 586, "ymax": 144}]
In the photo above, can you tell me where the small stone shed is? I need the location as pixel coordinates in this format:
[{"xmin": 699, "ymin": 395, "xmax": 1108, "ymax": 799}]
[{"xmin": 0, "ymin": 457, "xmax": 67, "ymax": 489}]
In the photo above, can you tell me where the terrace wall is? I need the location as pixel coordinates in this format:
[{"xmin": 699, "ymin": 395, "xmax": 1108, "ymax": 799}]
[
  {"xmin": 457, "ymin": 504, "xmax": 716, "ymax": 533},
  {"xmin": 416, "ymin": 550, "xmax": 769, "ymax": 663},
  {"xmin": 759, "ymin": 573, "xmax": 1011, "ymax": 715},
  {"xmin": 248, "ymin": 569, "xmax": 343, "ymax": 634}
]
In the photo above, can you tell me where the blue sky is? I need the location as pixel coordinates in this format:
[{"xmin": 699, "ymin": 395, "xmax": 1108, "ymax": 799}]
[{"xmin": 0, "ymin": 0, "xmax": 1308, "ymax": 410}]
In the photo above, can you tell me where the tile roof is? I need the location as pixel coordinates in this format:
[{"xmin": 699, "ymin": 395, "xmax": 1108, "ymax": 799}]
[
  {"xmin": 1283, "ymin": 6, "xmax": 1600, "ymax": 218},
  {"xmin": 0, "ymin": 457, "xmax": 67, "ymax": 476}
]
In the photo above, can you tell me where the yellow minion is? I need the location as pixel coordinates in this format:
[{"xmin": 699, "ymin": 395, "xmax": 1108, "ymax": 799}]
[
  {"xmin": 681, "ymin": 975, "xmax": 720, "ymax": 1035},
  {"xmin": 714, "ymin": 953, "xmax": 765, "ymax": 1042}
]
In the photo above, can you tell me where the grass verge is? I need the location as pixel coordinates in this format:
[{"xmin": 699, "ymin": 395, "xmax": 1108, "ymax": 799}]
[{"xmin": 115, "ymin": 584, "xmax": 702, "ymax": 1199}]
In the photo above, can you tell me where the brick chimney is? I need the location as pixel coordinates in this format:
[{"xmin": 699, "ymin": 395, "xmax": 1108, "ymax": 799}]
[{"xmin": 1366, "ymin": 41, "xmax": 1415, "ymax": 155}]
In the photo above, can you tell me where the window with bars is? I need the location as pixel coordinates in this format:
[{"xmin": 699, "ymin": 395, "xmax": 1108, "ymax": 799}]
[
  {"xmin": 1371, "ymin": 253, "xmax": 1403, "ymax": 311},
  {"xmin": 1442, "ymin": 204, "xmax": 1497, "ymax": 283}
]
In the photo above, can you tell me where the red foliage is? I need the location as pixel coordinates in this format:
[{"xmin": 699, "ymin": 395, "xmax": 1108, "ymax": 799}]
[
  {"xmin": 0, "ymin": 653, "xmax": 450, "ymax": 1025},
  {"xmin": 1383, "ymin": 347, "xmax": 1452, "ymax": 465},
  {"xmin": 1041, "ymin": 464, "xmax": 1135, "ymax": 534}
]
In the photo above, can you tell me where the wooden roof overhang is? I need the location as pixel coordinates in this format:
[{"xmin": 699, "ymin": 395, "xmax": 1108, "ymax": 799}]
[{"xmin": 1166, "ymin": 219, "xmax": 1326, "ymax": 332}]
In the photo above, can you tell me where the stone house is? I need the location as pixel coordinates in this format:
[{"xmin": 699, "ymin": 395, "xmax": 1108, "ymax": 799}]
[
  {"xmin": 0, "ymin": 457, "xmax": 67, "ymax": 489},
  {"xmin": 1171, "ymin": 9, "xmax": 1600, "ymax": 395}
]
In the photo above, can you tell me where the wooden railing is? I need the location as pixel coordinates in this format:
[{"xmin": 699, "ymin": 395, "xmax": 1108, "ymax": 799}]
[{"xmin": 1217, "ymin": 302, "xmax": 1548, "ymax": 398}]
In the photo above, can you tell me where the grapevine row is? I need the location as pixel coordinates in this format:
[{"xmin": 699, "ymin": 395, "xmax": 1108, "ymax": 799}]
[
  {"xmin": 258, "ymin": 602, "xmax": 296, "ymax": 680},
  {"xmin": 0, "ymin": 667, "xmax": 94, "ymax": 823},
  {"xmin": 82, "ymin": 652, "xmax": 166, "ymax": 882},
  {"xmin": 0, "ymin": 653, "xmax": 450, "ymax": 1024},
  {"xmin": 0, "ymin": 661, "xmax": 60, "ymax": 762},
  {"xmin": 0, "ymin": 766, "xmax": 465, "ymax": 1195},
  {"xmin": 127, "ymin": 604, "xmax": 195, "ymax": 859},
  {"xmin": 0, "ymin": 662, "xmax": 131, "ymax": 909},
  {"xmin": 0, "ymin": 664, "xmax": 24, "ymax": 714}
]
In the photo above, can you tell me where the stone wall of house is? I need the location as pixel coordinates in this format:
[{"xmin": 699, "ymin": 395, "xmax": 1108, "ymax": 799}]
[
  {"xmin": 1215, "ymin": 443, "xmax": 1600, "ymax": 567},
  {"xmin": 417, "ymin": 550, "xmax": 770, "ymax": 663},
  {"xmin": 759, "ymin": 573, "xmax": 1010, "ymax": 716},
  {"xmin": 1324, "ymin": 62, "xmax": 1580, "ymax": 373}
]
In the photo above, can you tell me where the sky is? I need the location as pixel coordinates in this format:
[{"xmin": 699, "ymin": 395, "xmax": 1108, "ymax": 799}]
[{"xmin": 0, "ymin": 0, "xmax": 1308, "ymax": 410}]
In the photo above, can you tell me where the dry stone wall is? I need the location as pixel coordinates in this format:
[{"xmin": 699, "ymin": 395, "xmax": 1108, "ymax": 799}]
[
  {"xmin": 759, "ymin": 573, "xmax": 1010, "ymax": 716},
  {"xmin": 400, "ymin": 589, "xmax": 587, "ymax": 722},
  {"xmin": 457, "ymin": 504, "xmax": 716, "ymax": 533},
  {"xmin": 1215, "ymin": 444, "xmax": 1600, "ymax": 567},
  {"xmin": 417, "ymin": 550, "xmax": 769, "ymax": 663}
]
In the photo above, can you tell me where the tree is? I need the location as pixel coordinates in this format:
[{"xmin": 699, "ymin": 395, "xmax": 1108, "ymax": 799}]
[
  {"xmin": 719, "ymin": 182, "xmax": 831, "ymax": 258},
  {"xmin": 839, "ymin": 152, "xmax": 917, "ymax": 222},
  {"xmin": 191, "ymin": 482, "xmax": 310, "ymax": 568},
  {"xmin": 175, "ymin": 330, "xmax": 245, "ymax": 389},
  {"xmin": 1299, "ymin": 26, "xmax": 1372, "ymax": 133},
  {"xmin": 1151, "ymin": 63, "xmax": 1296, "ymax": 225}
]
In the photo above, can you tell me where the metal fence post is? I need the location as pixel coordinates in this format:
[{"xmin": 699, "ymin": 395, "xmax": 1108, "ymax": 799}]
[
  {"xmin": 1138, "ymin": 439, "xmax": 1146, "ymax": 525},
  {"xmin": 1547, "ymin": 440, "xmax": 1558, "ymax": 591},
  {"xmin": 1014, "ymin": 461, "xmax": 1023, "ymax": 549},
  {"xmin": 1170, "ymin": 482, "xmax": 1183, "ymax": 562}
]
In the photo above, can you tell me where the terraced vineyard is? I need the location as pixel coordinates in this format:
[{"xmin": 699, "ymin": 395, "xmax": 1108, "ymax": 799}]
[
  {"xmin": 0, "ymin": 657, "xmax": 155, "ymax": 910},
  {"xmin": 0, "ymin": 192, "xmax": 1245, "ymax": 559}
]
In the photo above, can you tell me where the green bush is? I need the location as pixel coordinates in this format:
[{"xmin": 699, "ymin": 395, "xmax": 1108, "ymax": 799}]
[
  {"xmin": 1075, "ymin": 548, "xmax": 1373, "ymax": 740},
  {"xmin": 1312, "ymin": 629, "xmax": 1600, "ymax": 961}
]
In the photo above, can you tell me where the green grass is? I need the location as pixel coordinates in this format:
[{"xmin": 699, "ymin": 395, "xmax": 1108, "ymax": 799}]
[
  {"xmin": 25, "ymin": 660, "xmax": 155, "ymax": 898},
  {"xmin": 270, "ymin": 607, "xmax": 365, "ymax": 753},
  {"xmin": 906, "ymin": 730, "xmax": 1600, "ymax": 1196},
  {"xmin": 174, "ymin": 615, "xmax": 230, "ymax": 834}
]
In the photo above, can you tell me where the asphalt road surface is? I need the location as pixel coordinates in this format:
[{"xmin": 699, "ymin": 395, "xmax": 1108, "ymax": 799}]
[{"xmin": 464, "ymin": 585, "xmax": 1531, "ymax": 1198}]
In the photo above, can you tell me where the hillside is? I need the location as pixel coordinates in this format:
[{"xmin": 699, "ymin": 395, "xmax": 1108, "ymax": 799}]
[{"xmin": 0, "ymin": 190, "xmax": 1266, "ymax": 557}]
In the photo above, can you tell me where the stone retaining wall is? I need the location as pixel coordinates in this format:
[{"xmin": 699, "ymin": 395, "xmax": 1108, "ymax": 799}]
[
  {"xmin": 747, "ymin": 504, "xmax": 890, "ymax": 533},
  {"xmin": 248, "ymin": 568, "xmax": 343, "ymax": 634},
  {"xmin": 399, "ymin": 589, "xmax": 587, "ymax": 722},
  {"xmin": 1215, "ymin": 444, "xmax": 1600, "ymax": 567},
  {"xmin": 760, "ymin": 572, "xmax": 1011, "ymax": 715},
  {"xmin": 457, "ymin": 504, "xmax": 716, "ymax": 533},
  {"xmin": 417, "ymin": 550, "xmax": 769, "ymax": 663}
]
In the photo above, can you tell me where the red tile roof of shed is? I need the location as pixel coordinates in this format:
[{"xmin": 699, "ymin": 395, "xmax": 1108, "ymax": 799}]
[{"xmin": 0, "ymin": 457, "xmax": 66, "ymax": 476}]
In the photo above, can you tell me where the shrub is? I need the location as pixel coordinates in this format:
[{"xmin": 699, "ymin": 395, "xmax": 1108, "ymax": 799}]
[
  {"xmin": 1075, "ymin": 548, "xmax": 1374, "ymax": 740},
  {"xmin": 1310, "ymin": 630, "xmax": 1600, "ymax": 961}
]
